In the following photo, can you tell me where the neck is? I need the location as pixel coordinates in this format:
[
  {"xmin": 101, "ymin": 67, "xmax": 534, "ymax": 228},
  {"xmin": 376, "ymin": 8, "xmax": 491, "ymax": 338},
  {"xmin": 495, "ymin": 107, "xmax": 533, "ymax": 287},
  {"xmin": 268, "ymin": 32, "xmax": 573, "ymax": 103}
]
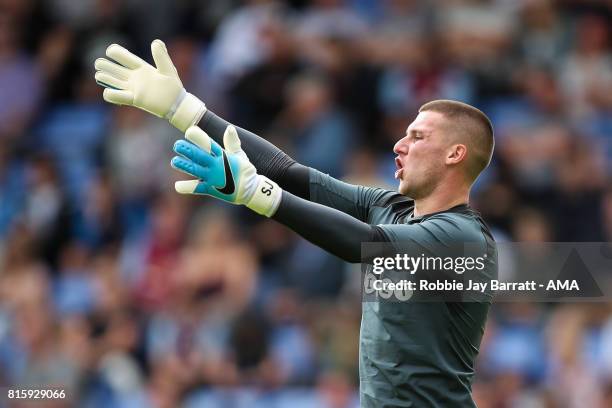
[{"xmin": 413, "ymin": 184, "xmax": 470, "ymax": 217}]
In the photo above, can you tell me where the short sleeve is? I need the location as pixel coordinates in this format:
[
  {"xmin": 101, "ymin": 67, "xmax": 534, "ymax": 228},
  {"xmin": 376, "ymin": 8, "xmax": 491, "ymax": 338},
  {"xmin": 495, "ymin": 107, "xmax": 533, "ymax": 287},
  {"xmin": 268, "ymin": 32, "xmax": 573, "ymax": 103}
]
[{"xmin": 309, "ymin": 169, "xmax": 393, "ymax": 222}]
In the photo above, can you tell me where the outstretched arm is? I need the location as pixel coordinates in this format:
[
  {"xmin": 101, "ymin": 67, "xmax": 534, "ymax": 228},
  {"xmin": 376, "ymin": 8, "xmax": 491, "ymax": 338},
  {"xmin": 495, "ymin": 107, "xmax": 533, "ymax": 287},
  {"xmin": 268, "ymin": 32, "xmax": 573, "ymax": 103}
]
[
  {"xmin": 171, "ymin": 125, "xmax": 388, "ymax": 262},
  {"xmin": 94, "ymin": 39, "xmax": 390, "ymax": 219}
]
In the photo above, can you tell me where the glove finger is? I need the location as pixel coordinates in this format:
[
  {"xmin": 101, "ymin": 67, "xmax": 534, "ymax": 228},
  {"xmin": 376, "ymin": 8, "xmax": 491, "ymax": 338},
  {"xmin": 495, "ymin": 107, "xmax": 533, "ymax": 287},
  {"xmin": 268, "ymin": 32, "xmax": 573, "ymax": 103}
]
[
  {"xmin": 171, "ymin": 156, "xmax": 209, "ymax": 179},
  {"xmin": 106, "ymin": 44, "xmax": 145, "ymax": 70},
  {"xmin": 175, "ymin": 179, "xmax": 206, "ymax": 195},
  {"xmin": 173, "ymin": 140, "xmax": 215, "ymax": 167},
  {"xmin": 185, "ymin": 126, "xmax": 223, "ymax": 157},
  {"xmin": 95, "ymin": 58, "xmax": 130, "ymax": 80},
  {"xmin": 222, "ymin": 125, "xmax": 242, "ymax": 154},
  {"xmin": 95, "ymin": 72, "xmax": 127, "ymax": 90},
  {"xmin": 103, "ymin": 88, "xmax": 134, "ymax": 105},
  {"xmin": 185, "ymin": 126, "xmax": 211, "ymax": 153},
  {"xmin": 151, "ymin": 39, "xmax": 178, "ymax": 77}
]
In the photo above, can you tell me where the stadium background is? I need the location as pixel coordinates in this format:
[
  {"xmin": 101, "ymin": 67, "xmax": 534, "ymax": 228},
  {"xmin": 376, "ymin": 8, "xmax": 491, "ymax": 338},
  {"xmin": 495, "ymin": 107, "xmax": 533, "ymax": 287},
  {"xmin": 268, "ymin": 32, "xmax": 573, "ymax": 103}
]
[{"xmin": 0, "ymin": 0, "xmax": 611, "ymax": 406}]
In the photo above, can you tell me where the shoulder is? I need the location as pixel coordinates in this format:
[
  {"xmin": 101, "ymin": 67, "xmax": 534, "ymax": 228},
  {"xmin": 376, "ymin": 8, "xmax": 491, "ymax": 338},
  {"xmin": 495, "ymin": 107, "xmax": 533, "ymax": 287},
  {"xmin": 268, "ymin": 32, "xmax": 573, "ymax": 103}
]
[
  {"xmin": 369, "ymin": 190, "xmax": 414, "ymax": 210},
  {"xmin": 421, "ymin": 209, "xmax": 493, "ymax": 244}
]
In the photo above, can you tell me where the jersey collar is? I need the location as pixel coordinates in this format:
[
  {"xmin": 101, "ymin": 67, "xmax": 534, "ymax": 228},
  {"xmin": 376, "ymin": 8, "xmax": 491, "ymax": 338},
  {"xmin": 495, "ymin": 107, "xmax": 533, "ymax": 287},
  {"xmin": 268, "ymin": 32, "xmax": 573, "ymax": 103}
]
[{"xmin": 406, "ymin": 203, "xmax": 470, "ymax": 224}]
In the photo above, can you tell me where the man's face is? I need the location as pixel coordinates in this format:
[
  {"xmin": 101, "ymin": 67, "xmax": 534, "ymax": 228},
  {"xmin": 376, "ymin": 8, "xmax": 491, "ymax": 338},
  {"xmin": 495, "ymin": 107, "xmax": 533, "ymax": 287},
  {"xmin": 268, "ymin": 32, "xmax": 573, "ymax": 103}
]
[{"xmin": 393, "ymin": 111, "xmax": 450, "ymax": 198}]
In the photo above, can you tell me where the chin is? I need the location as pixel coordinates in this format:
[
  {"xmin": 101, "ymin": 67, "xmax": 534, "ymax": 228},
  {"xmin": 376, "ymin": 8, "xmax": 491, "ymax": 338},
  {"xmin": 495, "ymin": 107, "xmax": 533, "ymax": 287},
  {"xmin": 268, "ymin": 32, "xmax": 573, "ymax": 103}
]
[
  {"xmin": 399, "ymin": 179, "xmax": 426, "ymax": 199},
  {"xmin": 398, "ymin": 181, "xmax": 411, "ymax": 196}
]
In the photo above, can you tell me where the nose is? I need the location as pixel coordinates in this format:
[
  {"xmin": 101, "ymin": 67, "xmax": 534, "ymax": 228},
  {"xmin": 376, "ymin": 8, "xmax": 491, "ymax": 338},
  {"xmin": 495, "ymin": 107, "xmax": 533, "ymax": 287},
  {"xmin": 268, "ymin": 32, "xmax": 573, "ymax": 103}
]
[{"xmin": 393, "ymin": 136, "xmax": 409, "ymax": 155}]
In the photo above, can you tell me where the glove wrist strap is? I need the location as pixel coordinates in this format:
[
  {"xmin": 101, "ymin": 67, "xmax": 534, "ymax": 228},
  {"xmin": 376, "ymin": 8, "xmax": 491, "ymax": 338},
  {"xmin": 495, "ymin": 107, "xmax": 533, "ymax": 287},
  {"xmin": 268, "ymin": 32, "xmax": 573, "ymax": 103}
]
[
  {"xmin": 170, "ymin": 93, "xmax": 207, "ymax": 132},
  {"xmin": 246, "ymin": 176, "xmax": 282, "ymax": 217}
]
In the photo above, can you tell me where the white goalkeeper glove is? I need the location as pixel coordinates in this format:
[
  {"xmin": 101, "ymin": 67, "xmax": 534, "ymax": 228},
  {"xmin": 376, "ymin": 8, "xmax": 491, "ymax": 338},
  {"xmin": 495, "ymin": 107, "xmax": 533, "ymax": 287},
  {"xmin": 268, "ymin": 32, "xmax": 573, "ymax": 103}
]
[
  {"xmin": 171, "ymin": 125, "xmax": 282, "ymax": 217},
  {"xmin": 94, "ymin": 39, "xmax": 206, "ymax": 132}
]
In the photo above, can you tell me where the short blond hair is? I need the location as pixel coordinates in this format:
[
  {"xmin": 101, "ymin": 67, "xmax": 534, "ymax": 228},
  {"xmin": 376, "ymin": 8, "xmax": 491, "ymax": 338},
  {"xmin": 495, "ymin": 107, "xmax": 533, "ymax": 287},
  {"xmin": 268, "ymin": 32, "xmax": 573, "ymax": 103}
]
[{"xmin": 419, "ymin": 100, "xmax": 494, "ymax": 181}]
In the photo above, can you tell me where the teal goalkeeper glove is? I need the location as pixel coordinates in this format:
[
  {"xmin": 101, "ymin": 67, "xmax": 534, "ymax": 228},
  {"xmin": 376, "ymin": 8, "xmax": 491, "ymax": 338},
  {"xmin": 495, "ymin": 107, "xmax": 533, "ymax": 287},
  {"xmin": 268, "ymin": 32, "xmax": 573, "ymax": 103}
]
[
  {"xmin": 171, "ymin": 125, "xmax": 282, "ymax": 217},
  {"xmin": 94, "ymin": 39, "xmax": 206, "ymax": 132}
]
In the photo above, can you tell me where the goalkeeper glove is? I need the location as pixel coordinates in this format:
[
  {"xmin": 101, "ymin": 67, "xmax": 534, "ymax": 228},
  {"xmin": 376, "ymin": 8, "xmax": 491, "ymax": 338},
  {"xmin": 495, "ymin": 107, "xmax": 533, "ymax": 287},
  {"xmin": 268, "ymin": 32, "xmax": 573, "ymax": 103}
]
[
  {"xmin": 171, "ymin": 125, "xmax": 282, "ymax": 217},
  {"xmin": 94, "ymin": 39, "xmax": 206, "ymax": 132}
]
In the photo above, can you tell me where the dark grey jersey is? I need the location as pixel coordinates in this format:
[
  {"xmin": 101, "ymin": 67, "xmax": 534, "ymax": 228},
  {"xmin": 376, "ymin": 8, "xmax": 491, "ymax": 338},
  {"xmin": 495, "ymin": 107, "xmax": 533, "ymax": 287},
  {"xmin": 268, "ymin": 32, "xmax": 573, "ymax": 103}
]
[{"xmin": 310, "ymin": 170, "xmax": 498, "ymax": 408}]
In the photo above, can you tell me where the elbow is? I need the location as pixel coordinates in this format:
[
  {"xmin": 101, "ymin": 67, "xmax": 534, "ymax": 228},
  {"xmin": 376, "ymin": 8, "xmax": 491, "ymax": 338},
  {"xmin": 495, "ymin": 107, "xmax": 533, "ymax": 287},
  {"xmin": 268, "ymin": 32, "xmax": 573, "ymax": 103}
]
[
  {"xmin": 339, "ymin": 248, "xmax": 363, "ymax": 264},
  {"xmin": 339, "ymin": 226, "xmax": 387, "ymax": 264},
  {"xmin": 343, "ymin": 255, "xmax": 362, "ymax": 264}
]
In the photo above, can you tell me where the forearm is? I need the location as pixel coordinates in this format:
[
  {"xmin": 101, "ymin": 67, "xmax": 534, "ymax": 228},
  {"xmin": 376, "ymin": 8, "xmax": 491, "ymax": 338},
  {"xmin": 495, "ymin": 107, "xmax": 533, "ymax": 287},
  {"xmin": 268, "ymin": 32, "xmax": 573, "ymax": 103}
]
[
  {"xmin": 198, "ymin": 110, "xmax": 310, "ymax": 199},
  {"xmin": 272, "ymin": 191, "xmax": 388, "ymax": 263},
  {"xmin": 170, "ymin": 121, "xmax": 387, "ymax": 259}
]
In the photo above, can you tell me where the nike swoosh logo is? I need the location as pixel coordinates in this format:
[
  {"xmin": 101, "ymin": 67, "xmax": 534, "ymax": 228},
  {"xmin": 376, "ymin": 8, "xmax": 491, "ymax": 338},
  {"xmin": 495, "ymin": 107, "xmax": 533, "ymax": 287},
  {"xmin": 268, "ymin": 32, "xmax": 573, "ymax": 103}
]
[{"xmin": 215, "ymin": 152, "xmax": 236, "ymax": 195}]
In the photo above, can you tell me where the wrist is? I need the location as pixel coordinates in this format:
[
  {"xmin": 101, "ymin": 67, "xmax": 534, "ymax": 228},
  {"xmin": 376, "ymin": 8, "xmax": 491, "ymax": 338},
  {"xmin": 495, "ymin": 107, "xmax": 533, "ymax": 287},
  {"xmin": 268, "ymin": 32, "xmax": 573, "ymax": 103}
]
[
  {"xmin": 245, "ymin": 176, "xmax": 282, "ymax": 217},
  {"xmin": 170, "ymin": 92, "xmax": 207, "ymax": 132}
]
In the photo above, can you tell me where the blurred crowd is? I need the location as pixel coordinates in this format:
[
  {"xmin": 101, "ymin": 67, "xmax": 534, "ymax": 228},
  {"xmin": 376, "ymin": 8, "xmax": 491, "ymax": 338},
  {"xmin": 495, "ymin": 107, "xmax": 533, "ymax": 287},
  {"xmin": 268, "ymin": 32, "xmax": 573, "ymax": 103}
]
[{"xmin": 0, "ymin": 0, "xmax": 611, "ymax": 407}]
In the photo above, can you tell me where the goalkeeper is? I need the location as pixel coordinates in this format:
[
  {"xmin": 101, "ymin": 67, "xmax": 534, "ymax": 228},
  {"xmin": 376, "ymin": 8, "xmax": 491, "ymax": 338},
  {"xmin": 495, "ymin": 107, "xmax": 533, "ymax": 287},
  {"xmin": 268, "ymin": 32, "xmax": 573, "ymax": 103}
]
[{"xmin": 95, "ymin": 40, "xmax": 497, "ymax": 408}]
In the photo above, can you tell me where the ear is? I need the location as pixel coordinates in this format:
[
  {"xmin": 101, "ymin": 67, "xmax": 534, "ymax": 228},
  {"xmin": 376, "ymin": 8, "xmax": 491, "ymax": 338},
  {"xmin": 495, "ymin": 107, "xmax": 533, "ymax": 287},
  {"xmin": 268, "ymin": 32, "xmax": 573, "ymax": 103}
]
[{"xmin": 446, "ymin": 144, "xmax": 467, "ymax": 165}]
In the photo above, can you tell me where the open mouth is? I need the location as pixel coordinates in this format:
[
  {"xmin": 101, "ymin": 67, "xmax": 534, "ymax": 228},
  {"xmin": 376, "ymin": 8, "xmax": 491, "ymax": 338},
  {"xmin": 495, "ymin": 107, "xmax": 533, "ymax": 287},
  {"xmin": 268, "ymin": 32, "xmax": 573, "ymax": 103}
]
[{"xmin": 394, "ymin": 157, "xmax": 404, "ymax": 180}]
